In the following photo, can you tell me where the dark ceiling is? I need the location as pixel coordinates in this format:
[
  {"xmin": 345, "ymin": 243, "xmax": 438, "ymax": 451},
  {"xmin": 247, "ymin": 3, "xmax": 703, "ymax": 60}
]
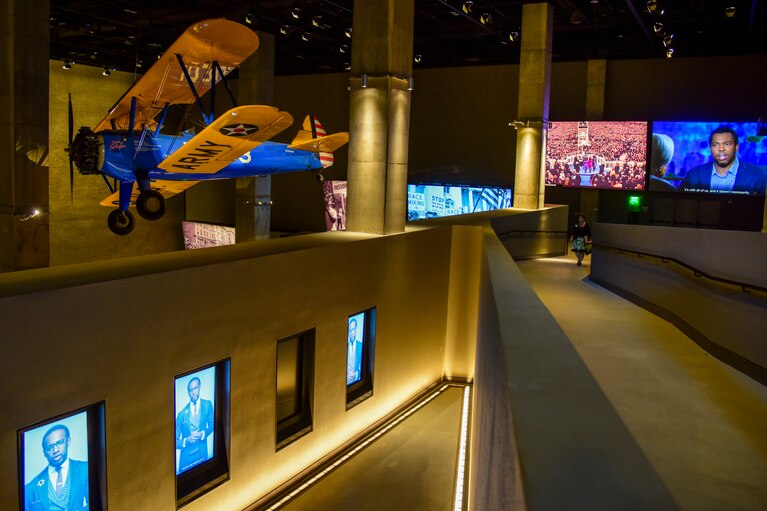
[{"xmin": 49, "ymin": 0, "xmax": 766, "ymax": 76}]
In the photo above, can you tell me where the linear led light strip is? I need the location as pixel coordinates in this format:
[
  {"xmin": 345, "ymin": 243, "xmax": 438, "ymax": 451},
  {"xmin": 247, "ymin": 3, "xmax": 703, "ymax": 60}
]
[
  {"xmin": 453, "ymin": 385, "xmax": 471, "ymax": 511},
  {"xmin": 267, "ymin": 383, "xmax": 466, "ymax": 510}
]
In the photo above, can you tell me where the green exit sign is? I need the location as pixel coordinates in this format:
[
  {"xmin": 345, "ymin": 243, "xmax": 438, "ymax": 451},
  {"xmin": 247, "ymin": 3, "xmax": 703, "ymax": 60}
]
[{"xmin": 627, "ymin": 195, "xmax": 641, "ymax": 212}]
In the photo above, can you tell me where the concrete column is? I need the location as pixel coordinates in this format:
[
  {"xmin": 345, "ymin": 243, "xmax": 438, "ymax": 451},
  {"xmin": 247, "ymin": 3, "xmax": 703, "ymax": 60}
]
[
  {"xmin": 0, "ymin": 0, "xmax": 50, "ymax": 272},
  {"xmin": 236, "ymin": 31, "xmax": 275, "ymax": 242},
  {"xmin": 581, "ymin": 59, "xmax": 607, "ymax": 220},
  {"xmin": 513, "ymin": 2, "xmax": 553, "ymax": 211},
  {"xmin": 346, "ymin": 0, "xmax": 414, "ymax": 235}
]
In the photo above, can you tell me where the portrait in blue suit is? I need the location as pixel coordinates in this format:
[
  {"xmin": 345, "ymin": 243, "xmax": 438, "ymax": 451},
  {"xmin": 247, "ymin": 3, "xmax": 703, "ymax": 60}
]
[
  {"xmin": 346, "ymin": 313, "xmax": 365, "ymax": 386},
  {"xmin": 175, "ymin": 371, "xmax": 215, "ymax": 475},
  {"xmin": 24, "ymin": 424, "xmax": 89, "ymax": 511}
]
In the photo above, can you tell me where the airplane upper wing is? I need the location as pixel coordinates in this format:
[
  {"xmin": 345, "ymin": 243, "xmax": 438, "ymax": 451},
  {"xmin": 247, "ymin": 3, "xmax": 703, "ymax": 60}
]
[
  {"xmin": 158, "ymin": 106, "xmax": 294, "ymax": 174},
  {"xmin": 99, "ymin": 180, "xmax": 200, "ymax": 207},
  {"xmin": 94, "ymin": 19, "xmax": 259, "ymax": 132}
]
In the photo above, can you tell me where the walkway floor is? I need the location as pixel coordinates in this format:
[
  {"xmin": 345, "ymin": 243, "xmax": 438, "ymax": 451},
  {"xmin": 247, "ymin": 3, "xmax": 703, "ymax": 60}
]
[{"xmin": 517, "ymin": 254, "xmax": 767, "ymax": 510}]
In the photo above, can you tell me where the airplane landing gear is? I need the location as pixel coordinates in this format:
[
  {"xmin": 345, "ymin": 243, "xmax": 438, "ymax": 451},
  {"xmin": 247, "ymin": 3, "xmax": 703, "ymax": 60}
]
[
  {"xmin": 136, "ymin": 189, "xmax": 166, "ymax": 221},
  {"xmin": 108, "ymin": 209, "xmax": 135, "ymax": 236}
]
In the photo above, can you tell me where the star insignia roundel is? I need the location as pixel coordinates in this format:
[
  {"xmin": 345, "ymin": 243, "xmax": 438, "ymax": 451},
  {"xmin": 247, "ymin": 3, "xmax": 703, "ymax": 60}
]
[{"xmin": 219, "ymin": 123, "xmax": 259, "ymax": 137}]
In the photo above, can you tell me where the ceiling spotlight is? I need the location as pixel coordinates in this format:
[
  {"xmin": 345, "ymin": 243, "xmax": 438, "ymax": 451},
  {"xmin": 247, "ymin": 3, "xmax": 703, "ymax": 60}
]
[
  {"xmin": 662, "ymin": 33, "xmax": 674, "ymax": 47},
  {"xmin": 725, "ymin": 5, "xmax": 736, "ymax": 18},
  {"xmin": 291, "ymin": 7, "xmax": 301, "ymax": 19},
  {"xmin": 311, "ymin": 16, "xmax": 323, "ymax": 28},
  {"xmin": 339, "ymin": 45, "xmax": 349, "ymax": 54},
  {"xmin": 62, "ymin": 61, "xmax": 72, "ymax": 70},
  {"xmin": 245, "ymin": 13, "xmax": 255, "ymax": 25},
  {"xmin": 653, "ymin": 22, "xmax": 664, "ymax": 33},
  {"xmin": 414, "ymin": 54, "xmax": 422, "ymax": 63},
  {"xmin": 666, "ymin": 48, "xmax": 674, "ymax": 58},
  {"xmin": 102, "ymin": 68, "xmax": 111, "ymax": 76},
  {"xmin": 135, "ymin": 59, "xmax": 143, "ymax": 68},
  {"xmin": 509, "ymin": 31, "xmax": 519, "ymax": 42},
  {"xmin": 280, "ymin": 25, "xmax": 291, "ymax": 35},
  {"xmin": 570, "ymin": 12, "xmax": 584, "ymax": 25},
  {"xmin": 344, "ymin": 63, "xmax": 351, "ymax": 71},
  {"xmin": 345, "ymin": 27, "xmax": 352, "ymax": 38},
  {"xmin": 480, "ymin": 13, "xmax": 493, "ymax": 25},
  {"xmin": 646, "ymin": 0, "xmax": 658, "ymax": 12},
  {"xmin": 301, "ymin": 32, "xmax": 312, "ymax": 42},
  {"xmin": 462, "ymin": 1, "xmax": 473, "ymax": 14}
]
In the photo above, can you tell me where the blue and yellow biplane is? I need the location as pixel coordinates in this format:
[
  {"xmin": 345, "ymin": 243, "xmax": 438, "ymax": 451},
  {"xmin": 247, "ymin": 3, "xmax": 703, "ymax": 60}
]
[{"xmin": 68, "ymin": 18, "xmax": 348, "ymax": 235}]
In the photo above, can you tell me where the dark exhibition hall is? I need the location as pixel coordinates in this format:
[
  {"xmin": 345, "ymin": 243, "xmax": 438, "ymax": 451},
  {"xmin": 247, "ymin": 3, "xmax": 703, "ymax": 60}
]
[{"xmin": 2, "ymin": 1, "xmax": 767, "ymax": 510}]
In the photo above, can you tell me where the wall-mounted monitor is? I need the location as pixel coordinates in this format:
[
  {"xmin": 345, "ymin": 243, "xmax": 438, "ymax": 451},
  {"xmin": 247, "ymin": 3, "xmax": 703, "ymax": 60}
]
[
  {"xmin": 182, "ymin": 221, "xmax": 236, "ymax": 250},
  {"xmin": 18, "ymin": 403, "xmax": 107, "ymax": 511},
  {"xmin": 346, "ymin": 308, "xmax": 377, "ymax": 409},
  {"xmin": 407, "ymin": 184, "xmax": 511, "ymax": 221},
  {"xmin": 323, "ymin": 180, "xmax": 347, "ymax": 231},
  {"xmin": 545, "ymin": 121, "xmax": 648, "ymax": 190},
  {"xmin": 175, "ymin": 360, "xmax": 230, "ymax": 507},
  {"xmin": 649, "ymin": 121, "xmax": 767, "ymax": 196}
]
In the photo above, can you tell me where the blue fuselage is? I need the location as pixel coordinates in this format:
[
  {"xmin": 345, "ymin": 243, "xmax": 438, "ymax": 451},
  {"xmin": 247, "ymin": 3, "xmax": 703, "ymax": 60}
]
[{"xmin": 99, "ymin": 130, "xmax": 322, "ymax": 182}]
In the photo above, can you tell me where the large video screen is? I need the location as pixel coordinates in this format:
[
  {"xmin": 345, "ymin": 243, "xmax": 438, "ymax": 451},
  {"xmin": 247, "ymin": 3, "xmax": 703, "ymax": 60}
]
[
  {"xmin": 407, "ymin": 184, "xmax": 511, "ymax": 221},
  {"xmin": 346, "ymin": 312, "xmax": 365, "ymax": 386},
  {"xmin": 649, "ymin": 122, "xmax": 767, "ymax": 195},
  {"xmin": 175, "ymin": 366, "xmax": 216, "ymax": 475},
  {"xmin": 546, "ymin": 121, "xmax": 648, "ymax": 190}
]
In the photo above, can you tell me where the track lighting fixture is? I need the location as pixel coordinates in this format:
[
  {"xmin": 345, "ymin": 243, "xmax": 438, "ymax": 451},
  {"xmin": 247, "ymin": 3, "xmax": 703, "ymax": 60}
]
[
  {"xmin": 291, "ymin": 7, "xmax": 301, "ymax": 19},
  {"xmin": 653, "ymin": 22, "xmax": 664, "ymax": 33},
  {"xmin": 62, "ymin": 61, "xmax": 72, "ymax": 70},
  {"xmin": 725, "ymin": 5, "xmax": 736, "ymax": 18},
  {"xmin": 480, "ymin": 13, "xmax": 493, "ymax": 25},
  {"xmin": 301, "ymin": 32, "xmax": 312, "ymax": 42},
  {"xmin": 414, "ymin": 54, "xmax": 422, "ymax": 64},
  {"xmin": 102, "ymin": 68, "xmax": 111, "ymax": 76},
  {"xmin": 666, "ymin": 48, "xmax": 674, "ymax": 58},
  {"xmin": 462, "ymin": 1, "xmax": 473, "ymax": 14},
  {"xmin": 662, "ymin": 33, "xmax": 674, "ymax": 47},
  {"xmin": 339, "ymin": 45, "xmax": 349, "ymax": 54},
  {"xmin": 345, "ymin": 27, "xmax": 353, "ymax": 38},
  {"xmin": 245, "ymin": 13, "xmax": 255, "ymax": 25},
  {"xmin": 280, "ymin": 25, "xmax": 291, "ymax": 35}
]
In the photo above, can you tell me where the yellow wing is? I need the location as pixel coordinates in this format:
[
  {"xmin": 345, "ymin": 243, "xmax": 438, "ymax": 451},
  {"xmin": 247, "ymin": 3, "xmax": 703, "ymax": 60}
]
[
  {"xmin": 95, "ymin": 19, "xmax": 259, "ymax": 132},
  {"xmin": 157, "ymin": 106, "xmax": 293, "ymax": 174},
  {"xmin": 99, "ymin": 180, "xmax": 199, "ymax": 207},
  {"xmin": 288, "ymin": 132, "xmax": 349, "ymax": 153}
]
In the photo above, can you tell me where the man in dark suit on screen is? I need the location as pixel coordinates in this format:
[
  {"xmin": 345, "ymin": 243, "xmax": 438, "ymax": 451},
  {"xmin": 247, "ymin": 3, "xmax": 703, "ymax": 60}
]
[
  {"xmin": 175, "ymin": 376, "xmax": 214, "ymax": 474},
  {"xmin": 25, "ymin": 424, "xmax": 89, "ymax": 511},
  {"xmin": 682, "ymin": 126, "xmax": 767, "ymax": 195}
]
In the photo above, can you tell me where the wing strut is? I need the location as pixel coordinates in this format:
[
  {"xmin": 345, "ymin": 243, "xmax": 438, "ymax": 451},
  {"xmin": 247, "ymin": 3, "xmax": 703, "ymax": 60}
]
[
  {"xmin": 175, "ymin": 54, "xmax": 210, "ymax": 126},
  {"xmin": 213, "ymin": 61, "xmax": 238, "ymax": 107},
  {"xmin": 154, "ymin": 102, "xmax": 171, "ymax": 136}
]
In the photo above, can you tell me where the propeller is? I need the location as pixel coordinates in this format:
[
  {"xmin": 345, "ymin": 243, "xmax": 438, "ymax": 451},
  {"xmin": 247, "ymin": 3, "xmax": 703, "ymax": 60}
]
[{"xmin": 68, "ymin": 93, "xmax": 75, "ymax": 204}]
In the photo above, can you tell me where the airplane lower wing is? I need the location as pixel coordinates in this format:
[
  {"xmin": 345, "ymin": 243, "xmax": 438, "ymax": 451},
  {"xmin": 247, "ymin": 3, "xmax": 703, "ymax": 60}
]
[
  {"xmin": 158, "ymin": 106, "xmax": 294, "ymax": 175},
  {"xmin": 99, "ymin": 180, "xmax": 199, "ymax": 207}
]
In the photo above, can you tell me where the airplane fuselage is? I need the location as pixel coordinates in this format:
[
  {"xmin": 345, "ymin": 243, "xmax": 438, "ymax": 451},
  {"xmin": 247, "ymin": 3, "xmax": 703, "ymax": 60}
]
[{"xmin": 98, "ymin": 130, "xmax": 322, "ymax": 182}]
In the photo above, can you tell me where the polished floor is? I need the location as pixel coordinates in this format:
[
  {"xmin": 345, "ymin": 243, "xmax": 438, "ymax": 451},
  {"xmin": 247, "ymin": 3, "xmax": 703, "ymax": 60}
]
[{"xmin": 271, "ymin": 254, "xmax": 767, "ymax": 510}]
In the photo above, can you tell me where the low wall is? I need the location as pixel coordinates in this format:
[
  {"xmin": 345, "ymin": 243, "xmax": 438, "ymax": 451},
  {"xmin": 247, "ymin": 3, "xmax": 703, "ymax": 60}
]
[{"xmin": 591, "ymin": 223, "xmax": 767, "ymax": 382}]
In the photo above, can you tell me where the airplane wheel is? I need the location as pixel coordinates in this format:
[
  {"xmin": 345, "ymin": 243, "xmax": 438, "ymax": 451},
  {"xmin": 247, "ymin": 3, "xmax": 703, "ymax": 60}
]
[
  {"xmin": 136, "ymin": 190, "xmax": 166, "ymax": 221},
  {"xmin": 316, "ymin": 173, "xmax": 325, "ymax": 183},
  {"xmin": 108, "ymin": 209, "xmax": 135, "ymax": 236}
]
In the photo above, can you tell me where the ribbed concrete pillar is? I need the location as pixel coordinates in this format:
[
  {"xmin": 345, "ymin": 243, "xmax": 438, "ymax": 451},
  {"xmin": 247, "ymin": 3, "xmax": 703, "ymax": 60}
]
[
  {"xmin": 513, "ymin": 2, "xmax": 553, "ymax": 211},
  {"xmin": 346, "ymin": 0, "xmax": 414, "ymax": 234},
  {"xmin": 581, "ymin": 59, "xmax": 607, "ymax": 220},
  {"xmin": 0, "ymin": 0, "xmax": 50, "ymax": 272},
  {"xmin": 236, "ymin": 31, "xmax": 274, "ymax": 242}
]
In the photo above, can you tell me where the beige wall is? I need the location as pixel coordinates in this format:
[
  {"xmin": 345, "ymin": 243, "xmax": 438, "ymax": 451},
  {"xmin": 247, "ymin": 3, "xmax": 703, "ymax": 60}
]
[{"xmin": 0, "ymin": 227, "xmax": 478, "ymax": 510}]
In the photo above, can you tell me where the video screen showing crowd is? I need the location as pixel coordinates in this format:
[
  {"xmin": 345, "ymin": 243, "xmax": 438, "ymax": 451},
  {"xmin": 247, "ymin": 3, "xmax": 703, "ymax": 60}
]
[{"xmin": 545, "ymin": 121, "xmax": 648, "ymax": 190}]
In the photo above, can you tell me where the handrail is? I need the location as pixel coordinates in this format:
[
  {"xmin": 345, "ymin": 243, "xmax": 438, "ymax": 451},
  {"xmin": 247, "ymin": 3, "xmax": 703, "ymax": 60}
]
[{"xmin": 594, "ymin": 243, "xmax": 767, "ymax": 295}]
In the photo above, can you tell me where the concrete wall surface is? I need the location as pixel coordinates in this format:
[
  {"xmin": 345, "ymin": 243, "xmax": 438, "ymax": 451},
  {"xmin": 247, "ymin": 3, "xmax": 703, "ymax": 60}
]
[
  {"xmin": 591, "ymin": 223, "xmax": 767, "ymax": 374},
  {"xmin": 0, "ymin": 227, "xmax": 471, "ymax": 511}
]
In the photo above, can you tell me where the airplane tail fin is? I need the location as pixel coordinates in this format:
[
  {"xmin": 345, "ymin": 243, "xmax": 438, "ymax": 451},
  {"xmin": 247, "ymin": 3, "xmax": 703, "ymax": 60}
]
[{"xmin": 289, "ymin": 116, "xmax": 349, "ymax": 168}]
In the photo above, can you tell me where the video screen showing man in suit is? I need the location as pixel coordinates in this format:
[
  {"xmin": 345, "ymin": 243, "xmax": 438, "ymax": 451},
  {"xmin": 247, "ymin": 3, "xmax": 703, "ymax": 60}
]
[
  {"xmin": 175, "ymin": 367, "xmax": 215, "ymax": 475},
  {"xmin": 650, "ymin": 122, "xmax": 767, "ymax": 195},
  {"xmin": 23, "ymin": 413, "xmax": 89, "ymax": 511},
  {"xmin": 346, "ymin": 313, "xmax": 365, "ymax": 386}
]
